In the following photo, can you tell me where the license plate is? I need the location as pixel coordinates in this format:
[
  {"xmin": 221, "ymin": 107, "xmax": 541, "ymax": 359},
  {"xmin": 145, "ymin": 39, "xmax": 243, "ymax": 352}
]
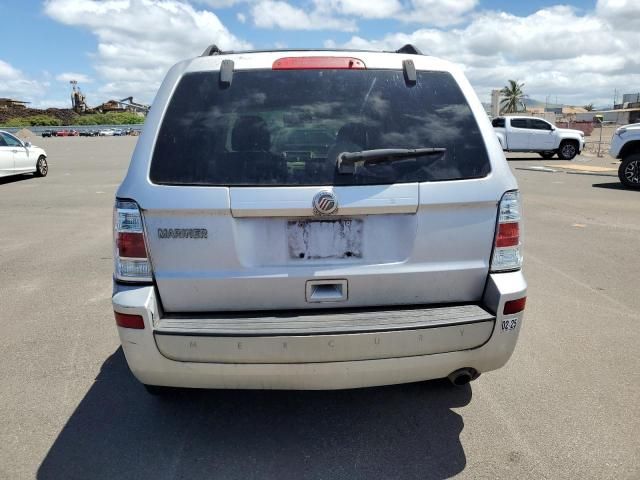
[{"xmin": 287, "ymin": 219, "xmax": 363, "ymax": 259}]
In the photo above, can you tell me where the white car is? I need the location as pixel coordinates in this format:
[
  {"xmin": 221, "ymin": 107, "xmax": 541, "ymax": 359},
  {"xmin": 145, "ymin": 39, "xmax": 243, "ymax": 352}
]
[
  {"xmin": 493, "ymin": 116, "xmax": 585, "ymax": 160},
  {"xmin": 112, "ymin": 45, "xmax": 526, "ymax": 394},
  {"xmin": 0, "ymin": 130, "xmax": 48, "ymax": 178},
  {"xmin": 609, "ymin": 123, "xmax": 640, "ymax": 188},
  {"xmin": 99, "ymin": 129, "xmax": 115, "ymax": 136}
]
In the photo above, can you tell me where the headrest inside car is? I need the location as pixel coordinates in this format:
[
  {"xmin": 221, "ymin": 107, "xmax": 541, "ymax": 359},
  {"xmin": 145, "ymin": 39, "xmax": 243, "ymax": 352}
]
[{"xmin": 231, "ymin": 116, "xmax": 271, "ymax": 152}]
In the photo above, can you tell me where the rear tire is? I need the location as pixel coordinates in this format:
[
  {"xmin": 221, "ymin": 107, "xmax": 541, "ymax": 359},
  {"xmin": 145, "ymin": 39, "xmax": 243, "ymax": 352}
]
[
  {"xmin": 558, "ymin": 141, "xmax": 578, "ymax": 160},
  {"xmin": 539, "ymin": 151, "xmax": 555, "ymax": 159},
  {"xmin": 618, "ymin": 154, "xmax": 640, "ymax": 189},
  {"xmin": 35, "ymin": 156, "xmax": 48, "ymax": 177}
]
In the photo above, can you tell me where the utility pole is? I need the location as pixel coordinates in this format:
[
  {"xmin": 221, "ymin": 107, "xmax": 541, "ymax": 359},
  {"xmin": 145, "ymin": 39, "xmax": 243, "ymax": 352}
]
[
  {"xmin": 613, "ymin": 88, "xmax": 618, "ymax": 109},
  {"xmin": 595, "ymin": 115, "xmax": 604, "ymax": 157},
  {"xmin": 490, "ymin": 89, "xmax": 501, "ymax": 117}
]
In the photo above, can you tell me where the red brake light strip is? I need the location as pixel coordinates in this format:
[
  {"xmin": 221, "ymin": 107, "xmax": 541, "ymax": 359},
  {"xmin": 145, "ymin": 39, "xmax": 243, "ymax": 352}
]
[{"xmin": 273, "ymin": 57, "xmax": 366, "ymax": 70}]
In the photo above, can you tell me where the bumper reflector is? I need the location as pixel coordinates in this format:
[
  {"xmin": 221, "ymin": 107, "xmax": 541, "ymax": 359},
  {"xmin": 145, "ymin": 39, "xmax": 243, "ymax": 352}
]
[
  {"xmin": 503, "ymin": 297, "xmax": 526, "ymax": 315},
  {"xmin": 115, "ymin": 311, "xmax": 145, "ymax": 329}
]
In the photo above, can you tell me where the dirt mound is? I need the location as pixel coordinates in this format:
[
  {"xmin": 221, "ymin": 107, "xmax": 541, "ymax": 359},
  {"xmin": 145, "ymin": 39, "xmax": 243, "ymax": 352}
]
[
  {"xmin": 14, "ymin": 128, "xmax": 35, "ymax": 140},
  {"xmin": 43, "ymin": 108, "xmax": 79, "ymax": 125}
]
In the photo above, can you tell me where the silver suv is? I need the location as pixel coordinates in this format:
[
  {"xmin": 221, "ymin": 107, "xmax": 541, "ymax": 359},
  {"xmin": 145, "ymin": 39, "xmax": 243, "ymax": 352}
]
[{"xmin": 112, "ymin": 45, "xmax": 526, "ymax": 393}]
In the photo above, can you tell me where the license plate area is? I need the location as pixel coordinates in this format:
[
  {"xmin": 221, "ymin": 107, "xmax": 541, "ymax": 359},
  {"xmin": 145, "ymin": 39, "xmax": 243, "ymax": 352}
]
[{"xmin": 287, "ymin": 219, "xmax": 363, "ymax": 260}]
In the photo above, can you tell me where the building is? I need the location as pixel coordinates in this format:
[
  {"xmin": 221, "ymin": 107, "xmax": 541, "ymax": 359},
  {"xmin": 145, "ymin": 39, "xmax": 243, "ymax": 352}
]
[
  {"xmin": 0, "ymin": 98, "xmax": 30, "ymax": 109},
  {"xmin": 543, "ymin": 106, "xmax": 587, "ymax": 116},
  {"xmin": 613, "ymin": 92, "xmax": 640, "ymax": 110},
  {"xmin": 575, "ymin": 108, "xmax": 640, "ymax": 125},
  {"xmin": 97, "ymin": 97, "xmax": 150, "ymax": 115},
  {"xmin": 622, "ymin": 93, "xmax": 640, "ymax": 104}
]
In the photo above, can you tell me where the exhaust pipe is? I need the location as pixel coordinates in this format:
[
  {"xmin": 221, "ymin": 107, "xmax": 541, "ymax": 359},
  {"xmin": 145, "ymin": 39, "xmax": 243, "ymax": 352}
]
[{"xmin": 448, "ymin": 368, "xmax": 480, "ymax": 386}]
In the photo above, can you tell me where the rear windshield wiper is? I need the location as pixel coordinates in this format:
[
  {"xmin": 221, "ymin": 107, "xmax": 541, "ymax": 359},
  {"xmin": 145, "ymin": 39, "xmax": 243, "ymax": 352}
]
[{"xmin": 337, "ymin": 148, "xmax": 446, "ymax": 174}]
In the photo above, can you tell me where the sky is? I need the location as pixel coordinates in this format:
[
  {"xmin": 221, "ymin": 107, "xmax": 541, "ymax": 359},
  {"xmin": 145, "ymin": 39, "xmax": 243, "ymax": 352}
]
[{"xmin": 0, "ymin": 0, "xmax": 638, "ymax": 110}]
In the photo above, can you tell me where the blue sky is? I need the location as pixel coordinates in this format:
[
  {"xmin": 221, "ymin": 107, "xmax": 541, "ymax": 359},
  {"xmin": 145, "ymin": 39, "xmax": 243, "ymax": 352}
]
[{"xmin": 0, "ymin": 0, "xmax": 636, "ymax": 108}]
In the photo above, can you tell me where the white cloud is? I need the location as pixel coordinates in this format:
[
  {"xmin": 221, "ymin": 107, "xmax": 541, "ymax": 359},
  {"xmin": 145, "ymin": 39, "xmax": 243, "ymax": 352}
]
[
  {"xmin": 197, "ymin": 0, "xmax": 245, "ymax": 7},
  {"xmin": 314, "ymin": 0, "xmax": 402, "ymax": 19},
  {"xmin": 314, "ymin": 0, "xmax": 476, "ymax": 26},
  {"xmin": 237, "ymin": 12, "xmax": 247, "ymax": 23},
  {"xmin": 329, "ymin": 2, "xmax": 640, "ymax": 106},
  {"xmin": 251, "ymin": 1, "xmax": 357, "ymax": 31},
  {"xmin": 398, "ymin": 0, "xmax": 477, "ymax": 26},
  {"xmin": 0, "ymin": 60, "xmax": 46, "ymax": 102},
  {"xmin": 252, "ymin": 0, "xmax": 476, "ymax": 30},
  {"xmin": 596, "ymin": 0, "xmax": 640, "ymax": 30},
  {"xmin": 43, "ymin": 0, "xmax": 251, "ymax": 104},
  {"xmin": 56, "ymin": 72, "xmax": 93, "ymax": 83},
  {"xmin": 0, "ymin": 60, "xmax": 22, "ymax": 81},
  {"xmin": 30, "ymin": 98, "xmax": 72, "ymax": 109}
]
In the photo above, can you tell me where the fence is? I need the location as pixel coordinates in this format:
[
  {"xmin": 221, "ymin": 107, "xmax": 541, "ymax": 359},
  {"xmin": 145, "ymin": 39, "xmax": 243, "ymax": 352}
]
[
  {"xmin": 582, "ymin": 124, "xmax": 618, "ymax": 156},
  {"xmin": 1, "ymin": 124, "xmax": 144, "ymax": 135},
  {"xmin": 556, "ymin": 121, "xmax": 594, "ymax": 136}
]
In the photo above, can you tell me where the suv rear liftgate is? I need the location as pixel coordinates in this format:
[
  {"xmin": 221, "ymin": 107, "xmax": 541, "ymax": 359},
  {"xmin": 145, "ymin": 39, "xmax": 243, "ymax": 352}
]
[{"xmin": 112, "ymin": 48, "xmax": 526, "ymax": 389}]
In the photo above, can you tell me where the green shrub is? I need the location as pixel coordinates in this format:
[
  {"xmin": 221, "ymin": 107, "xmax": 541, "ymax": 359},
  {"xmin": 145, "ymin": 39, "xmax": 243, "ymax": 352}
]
[
  {"xmin": 1, "ymin": 115, "xmax": 62, "ymax": 127},
  {"xmin": 76, "ymin": 112, "xmax": 145, "ymax": 125},
  {"xmin": 1, "ymin": 118, "xmax": 28, "ymax": 127},
  {"xmin": 0, "ymin": 111, "xmax": 145, "ymax": 128}
]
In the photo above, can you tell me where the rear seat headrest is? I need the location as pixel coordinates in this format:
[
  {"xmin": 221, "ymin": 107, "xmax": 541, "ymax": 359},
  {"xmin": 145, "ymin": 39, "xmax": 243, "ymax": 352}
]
[{"xmin": 231, "ymin": 116, "xmax": 271, "ymax": 151}]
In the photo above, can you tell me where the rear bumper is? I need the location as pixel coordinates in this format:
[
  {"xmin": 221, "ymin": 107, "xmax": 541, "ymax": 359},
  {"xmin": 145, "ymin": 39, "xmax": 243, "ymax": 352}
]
[{"xmin": 112, "ymin": 272, "xmax": 526, "ymax": 389}]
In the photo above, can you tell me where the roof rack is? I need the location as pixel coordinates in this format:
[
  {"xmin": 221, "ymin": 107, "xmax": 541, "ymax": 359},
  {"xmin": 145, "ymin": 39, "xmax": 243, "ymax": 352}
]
[
  {"xmin": 395, "ymin": 44, "xmax": 423, "ymax": 55},
  {"xmin": 201, "ymin": 44, "xmax": 227, "ymax": 56},
  {"xmin": 200, "ymin": 45, "xmax": 424, "ymax": 58}
]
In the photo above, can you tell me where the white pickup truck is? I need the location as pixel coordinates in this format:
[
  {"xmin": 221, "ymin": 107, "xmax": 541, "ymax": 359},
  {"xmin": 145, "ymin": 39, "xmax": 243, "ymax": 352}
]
[
  {"xmin": 609, "ymin": 123, "xmax": 640, "ymax": 189},
  {"xmin": 493, "ymin": 115, "xmax": 585, "ymax": 160}
]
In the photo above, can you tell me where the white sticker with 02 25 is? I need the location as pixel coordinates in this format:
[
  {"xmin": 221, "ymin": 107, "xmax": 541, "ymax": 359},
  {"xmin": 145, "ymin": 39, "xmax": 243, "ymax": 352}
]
[{"xmin": 501, "ymin": 318, "xmax": 518, "ymax": 332}]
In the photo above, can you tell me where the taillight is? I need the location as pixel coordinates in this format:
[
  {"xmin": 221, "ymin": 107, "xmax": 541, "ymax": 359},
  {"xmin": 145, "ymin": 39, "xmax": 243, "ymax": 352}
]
[
  {"xmin": 113, "ymin": 199, "xmax": 152, "ymax": 282},
  {"xmin": 491, "ymin": 190, "xmax": 523, "ymax": 272}
]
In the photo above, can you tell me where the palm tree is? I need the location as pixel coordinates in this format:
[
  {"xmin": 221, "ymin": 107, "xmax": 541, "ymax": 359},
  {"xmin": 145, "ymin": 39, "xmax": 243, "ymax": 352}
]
[
  {"xmin": 583, "ymin": 103, "xmax": 594, "ymax": 111},
  {"xmin": 500, "ymin": 80, "xmax": 526, "ymax": 114}
]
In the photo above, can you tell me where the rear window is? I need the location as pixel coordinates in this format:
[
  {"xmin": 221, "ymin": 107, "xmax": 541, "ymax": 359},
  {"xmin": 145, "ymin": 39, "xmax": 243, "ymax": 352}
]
[
  {"xmin": 150, "ymin": 69, "xmax": 490, "ymax": 186},
  {"xmin": 530, "ymin": 119, "xmax": 552, "ymax": 130},
  {"xmin": 510, "ymin": 118, "xmax": 529, "ymax": 129}
]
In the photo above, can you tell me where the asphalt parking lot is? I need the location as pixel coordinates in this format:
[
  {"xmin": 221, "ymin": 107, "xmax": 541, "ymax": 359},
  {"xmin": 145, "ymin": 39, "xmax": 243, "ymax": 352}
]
[{"xmin": 1, "ymin": 137, "xmax": 638, "ymax": 479}]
